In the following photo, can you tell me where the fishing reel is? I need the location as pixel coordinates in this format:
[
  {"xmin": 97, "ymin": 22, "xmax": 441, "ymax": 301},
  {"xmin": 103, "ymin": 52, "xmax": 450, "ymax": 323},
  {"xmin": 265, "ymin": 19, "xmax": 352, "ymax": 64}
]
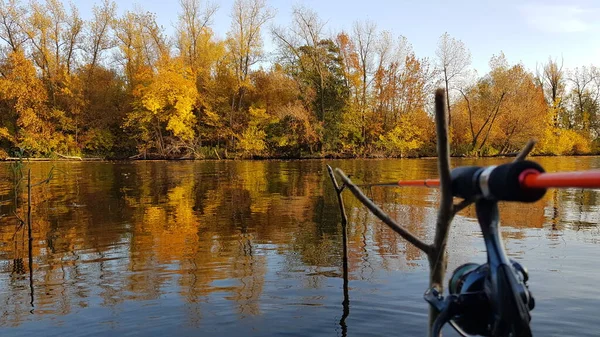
[
  {"xmin": 425, "ymin": 200, "xmax": 537, "ymax": 337},
  {"xmin": 426, "ymin": 161, "xmax": 546, "ymax": 337},
  {"xmin": 425, "ymin": 259, "xmax": 535, "ymax": 337},
  {"xmin": 449, "ymin": 260, "xmax": 534, "ymax": 327}
]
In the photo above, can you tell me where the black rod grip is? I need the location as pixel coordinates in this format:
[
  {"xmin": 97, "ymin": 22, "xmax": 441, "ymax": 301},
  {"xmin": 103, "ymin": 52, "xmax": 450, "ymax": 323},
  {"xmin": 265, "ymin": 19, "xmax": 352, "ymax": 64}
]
[
  {"xmin": 451, "ymin": 166, "xmax": 483, "ymax": 199},
  {"xmin": 450, "ymin": 161, "xmax": 547, "ymax": 202},
  {"xmin": 487, "ymin": 161, "xmax": 546, "ymax": 202}
]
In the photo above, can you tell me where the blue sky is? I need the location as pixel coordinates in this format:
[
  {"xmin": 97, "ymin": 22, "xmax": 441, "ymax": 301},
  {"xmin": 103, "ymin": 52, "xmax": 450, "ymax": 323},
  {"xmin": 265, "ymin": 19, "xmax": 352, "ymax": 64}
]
[{"xmin": 74, "ymin": 0, "xmax": 600, "ymax": 74}]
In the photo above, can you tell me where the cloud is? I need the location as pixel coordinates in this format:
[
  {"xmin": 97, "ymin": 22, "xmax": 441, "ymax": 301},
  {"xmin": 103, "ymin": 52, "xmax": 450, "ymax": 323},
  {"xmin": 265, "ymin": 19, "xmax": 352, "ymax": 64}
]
[{"xmin": 519, "ymin": 3, "xmax": 597, "ymax": 33}]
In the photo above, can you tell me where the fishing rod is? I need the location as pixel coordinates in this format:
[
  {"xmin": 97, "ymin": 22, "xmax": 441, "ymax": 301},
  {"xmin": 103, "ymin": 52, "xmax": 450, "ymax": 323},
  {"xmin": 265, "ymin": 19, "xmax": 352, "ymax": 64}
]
[
  {"xmin": 359, "ymin": 168, "xmax": 600, "ymax": 191},
  {"xmin": 350, "ymin": 160, "xmax": 600, "ymax": 337}
]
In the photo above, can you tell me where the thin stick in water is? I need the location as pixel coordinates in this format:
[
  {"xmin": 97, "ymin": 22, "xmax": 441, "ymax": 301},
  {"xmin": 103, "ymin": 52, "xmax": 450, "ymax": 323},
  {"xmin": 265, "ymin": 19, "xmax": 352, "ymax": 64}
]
[
  {"xmin": 325, "ymin": 165, "xmax": 350, "ymax": 335},
  {"xmin": 27, "ymin": 169, "xmax": 34, "ymax": 311}
]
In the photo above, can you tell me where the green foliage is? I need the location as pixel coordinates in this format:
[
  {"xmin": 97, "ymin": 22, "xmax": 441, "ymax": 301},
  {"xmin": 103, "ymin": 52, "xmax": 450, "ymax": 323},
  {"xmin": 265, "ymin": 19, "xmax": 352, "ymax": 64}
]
[
  {"xmin": 338, "ymin": 107, "xmax": 363, "ymax": 154},
  {"xmin": 82, "ymin": 128, "xmax": 115, "ymax": 154}
]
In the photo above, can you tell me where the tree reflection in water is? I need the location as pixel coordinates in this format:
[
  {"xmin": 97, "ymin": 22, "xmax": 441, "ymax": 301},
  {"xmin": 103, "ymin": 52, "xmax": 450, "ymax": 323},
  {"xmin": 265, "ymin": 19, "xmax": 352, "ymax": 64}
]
[{"xmin": 0, "ymin": 157, "xmax": 597, "ymax": 335}]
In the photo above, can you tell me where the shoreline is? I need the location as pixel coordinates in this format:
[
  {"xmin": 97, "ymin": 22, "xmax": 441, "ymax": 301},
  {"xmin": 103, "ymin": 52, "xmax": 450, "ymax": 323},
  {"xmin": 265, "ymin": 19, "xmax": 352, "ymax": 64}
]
[{"xmin": 2, "ymin": 153, "xmax": 598, "ymax": 162}]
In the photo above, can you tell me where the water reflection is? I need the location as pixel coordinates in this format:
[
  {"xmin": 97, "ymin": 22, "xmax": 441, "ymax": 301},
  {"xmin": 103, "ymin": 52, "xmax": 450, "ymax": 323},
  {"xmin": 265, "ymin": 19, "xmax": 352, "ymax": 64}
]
[{"xmin": 0, "ymin": 157, "xmax": 597, "ymax": 336}]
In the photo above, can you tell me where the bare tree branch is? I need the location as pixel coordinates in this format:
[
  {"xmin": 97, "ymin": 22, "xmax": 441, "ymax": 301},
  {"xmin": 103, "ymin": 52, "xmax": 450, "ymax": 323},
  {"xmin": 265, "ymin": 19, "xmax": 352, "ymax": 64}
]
[
  {"xmin": 514, "ymin": 139, "xmax": 536, "ymax": 162},
  {"xmin": 334, "ymin": 168, "xmax": 432, "ymax": 254},
  {"xmin": 326, "ymin": 89, "xmax": 459, "ymax": 336},
  {"xmin": 427, "ymin": 88, "xmax": 454, "ymax": 335},
  {"xmin": 453, "ymin": 198, "xmax": 474, "ymax": 214},
  {"xmin": 431, "ymin": 88, "xmax": 454, "ymax": 254},
  {"xmin": 435, "ymin": 32, "xmax": 472, "ymax": 127}
]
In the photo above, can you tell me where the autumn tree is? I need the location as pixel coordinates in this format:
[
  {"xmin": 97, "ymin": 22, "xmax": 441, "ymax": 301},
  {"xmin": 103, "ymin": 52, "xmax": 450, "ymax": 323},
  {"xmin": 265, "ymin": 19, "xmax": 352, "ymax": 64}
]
[
  {"xmin": 10, "ymin": 0, "xmax": 86, "ymax": 153},
  {"xmin": 249, "ymin": 67, "xmax": 318, "ymax": 156},
  {"xmin": 114, "ymin": 9, "xmax": 168, "ymax": 90},
  {"xmin": 368, "ymin": 32, "xmax": 437, "ymax": 156},
  {"xmin": 22, "ymin": 0, "xmax": 83, "ymax": 84},
  {"xmin": 566, "ymin": 66, "xmax": 599, "ymax": 133},
  {"xmin": 71, "ymin": 0, "xmax": 128, "ymax": 155},
  {"xmin": 227, "ymin": 0, "xmax": 274, "ymax": 111},
  {"xmin": 300, "ymin": 39, "xmax": 350, "ymax": 151},
  {"xmin": 272, "ymin": 6, "xmax": 350, "ymax": 152},
  {"xmin": 537, "ymin": 57, "xmax": 565, "ymax": 127},
  {"xmin": 352, "ymin": 20, "xmax": 377, "ymax": 144},
  {"xmin": 372, "ymin": 33, "xmax": 414, "ymax": 128},
  {"xmin": 334, "ymin": 32, "xmax": 363, "ymax": 152},
  {"xmin": 176, "ymin": 0, "xmax": 218, "ymax": 73},
  {"xmin": 0, "ymin": 0, "xmax": 595, "ymax": 158},
  {"xmin": 376, "ymin": 53, "xmax": 435, "ymax": 156},
  {"xmin": 435, "ymin": 32, "xmax": 471, "ymax": 127},
  {"xmin": 494, "ymin": 67, "xmax": 547, "ymax": 153},
  {"xmin": 125, "ymin": 56, "xmax": 199, "ymax": 157},
  {"xmin": 0, "ymin": 50, "xmax": 63, "ymax": 154},
  {"xmin": 83, "ymin": 0, "xmax": 116, "ymax": 71},
  {"xmin": 0, "ymin": 0, "xmax": 27, "ymax": 53},
  {"xmin": 272, "ymin": 6, "xmax": 327, "ymax": 120},
  {"xmin": 453, "ymin": 54, "xmax": 547, "ymax": 155},
  {"xmin": 176, "ymin": 0, "xmax": 223, "ymax": 104},
  {"xmin": 176, "ymin": 0, "xmax": 233, "ymax": 152}
]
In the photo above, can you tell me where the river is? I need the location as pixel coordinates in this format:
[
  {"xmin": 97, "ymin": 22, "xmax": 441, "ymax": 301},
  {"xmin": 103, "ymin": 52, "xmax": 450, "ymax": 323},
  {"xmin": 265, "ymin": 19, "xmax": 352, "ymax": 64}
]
[{"xmin": 0, "ymin": 157, "xmax": 598, "ymax": 336}]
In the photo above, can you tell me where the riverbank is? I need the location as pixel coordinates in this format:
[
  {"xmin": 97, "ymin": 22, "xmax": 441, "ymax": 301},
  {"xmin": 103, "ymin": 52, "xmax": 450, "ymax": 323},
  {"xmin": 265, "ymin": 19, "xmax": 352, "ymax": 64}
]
[{"xmin": 3, "ymin": 152, "xmax": 599, "ymax": 162}]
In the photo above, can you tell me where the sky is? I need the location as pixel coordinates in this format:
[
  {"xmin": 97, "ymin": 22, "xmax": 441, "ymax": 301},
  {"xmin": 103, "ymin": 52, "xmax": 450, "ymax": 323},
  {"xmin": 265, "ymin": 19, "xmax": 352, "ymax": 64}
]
[{"xmin": 72, "ymin": 0, "xmax": 600, "ymax": 75}]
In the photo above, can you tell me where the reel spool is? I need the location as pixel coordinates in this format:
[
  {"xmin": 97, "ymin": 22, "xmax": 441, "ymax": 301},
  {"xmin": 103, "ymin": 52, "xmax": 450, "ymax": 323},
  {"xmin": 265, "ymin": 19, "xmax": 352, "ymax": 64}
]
[{"xmin": 443, "ymin": 261, "xmax": 535, "ymax": 336}]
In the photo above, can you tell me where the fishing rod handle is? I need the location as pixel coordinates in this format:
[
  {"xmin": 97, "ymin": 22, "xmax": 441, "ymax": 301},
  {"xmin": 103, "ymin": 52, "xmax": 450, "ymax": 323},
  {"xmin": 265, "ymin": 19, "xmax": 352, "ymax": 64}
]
[{"xmin": 451, "ymin": 160, "xmax": 546, "ymax": 202}]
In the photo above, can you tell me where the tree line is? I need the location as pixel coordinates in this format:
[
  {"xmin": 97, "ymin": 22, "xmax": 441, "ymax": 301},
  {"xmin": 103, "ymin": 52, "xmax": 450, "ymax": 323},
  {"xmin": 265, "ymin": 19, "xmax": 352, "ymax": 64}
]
[{"xmin": 0, "ymin": 0, "xmax": 597, "ymax": 159}]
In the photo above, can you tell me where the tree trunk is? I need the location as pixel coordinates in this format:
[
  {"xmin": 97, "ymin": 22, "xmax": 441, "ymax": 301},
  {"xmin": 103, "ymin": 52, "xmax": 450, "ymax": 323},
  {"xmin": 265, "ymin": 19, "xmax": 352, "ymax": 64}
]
[{"xmin": 444, "ymin": 70, "xmax": 451, "ymax": 128}]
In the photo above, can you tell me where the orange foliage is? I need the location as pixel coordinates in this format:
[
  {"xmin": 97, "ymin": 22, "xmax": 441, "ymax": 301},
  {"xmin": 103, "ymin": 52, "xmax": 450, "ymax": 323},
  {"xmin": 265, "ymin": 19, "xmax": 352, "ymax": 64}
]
[{"xmin": 0, "ymin": 2, "xmax": 595, "ymax": 158}]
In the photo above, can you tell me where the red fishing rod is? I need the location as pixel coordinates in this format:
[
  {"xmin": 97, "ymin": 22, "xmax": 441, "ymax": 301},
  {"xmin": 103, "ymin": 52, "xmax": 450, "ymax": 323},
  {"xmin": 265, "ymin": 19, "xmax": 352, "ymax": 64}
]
[
  {"xmin": 520, "ymin": 170, "xmax": 600, "ymax": 189},
  {"xmin": 362, "ymin": 171, "xmax": 600, "ymax": 189},
  {"xmin": 360, "ymin": 162, "xmax": 600, "ymax": 200}
]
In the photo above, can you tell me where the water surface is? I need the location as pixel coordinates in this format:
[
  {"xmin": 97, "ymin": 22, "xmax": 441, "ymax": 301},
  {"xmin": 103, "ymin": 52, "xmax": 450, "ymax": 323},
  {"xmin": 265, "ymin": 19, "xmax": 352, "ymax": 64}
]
[{"xmin": 0, "ymin": 157, "xmax": 598, "ymax": 336}]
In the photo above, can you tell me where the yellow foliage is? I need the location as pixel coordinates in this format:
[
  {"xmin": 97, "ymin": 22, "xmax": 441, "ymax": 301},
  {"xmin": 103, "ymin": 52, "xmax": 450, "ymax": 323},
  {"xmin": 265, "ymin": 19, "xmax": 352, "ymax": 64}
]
[
  {"xmin": 237, "ymin": 125, "xmax": 267, "ymax": 156},
  {"xmin": 248, "ymin": 107, "xmax": 270, "ymax": 125},
  {"xmin": 0, "ymin": 5, "xmax": 597, "ymax": 159},
  {"xmin": 140, "ymin": 59, "xmax": 197, "ymax": 140},
  {"xmin": 379, "ymin": 126, "xmax": 421, "ymax": 157},
  {"xmin": 0, "ymin": 51, "xmax": 65, "ymax": 155},
  {"xmin": 236, "ymin": 107, "xmax": 278, "ymax": 156},
  {"xmin": 0, "ymin": 127, "xmax": 12, "ymax": 142},
  {"xmin": 538, "ymin": 128, "xmax": 591, "ymax": 155},
  {"xmin": 126, "ymin": 56, "xmax": 199, "ymax": 153},
  {"xmin": 339, "ymin": 106, "xmax": 363, "ymax": 153},
  {"xmin": 378, "ymin": 110, "xmax": 432, "ymax": 157}
]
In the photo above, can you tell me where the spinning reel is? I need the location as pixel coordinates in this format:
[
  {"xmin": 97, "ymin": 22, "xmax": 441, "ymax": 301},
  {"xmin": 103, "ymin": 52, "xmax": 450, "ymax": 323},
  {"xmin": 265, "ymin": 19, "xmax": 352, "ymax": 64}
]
[{"xmin": 425, "ymin": 160, "xmax": 545, "ymax": 337}]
